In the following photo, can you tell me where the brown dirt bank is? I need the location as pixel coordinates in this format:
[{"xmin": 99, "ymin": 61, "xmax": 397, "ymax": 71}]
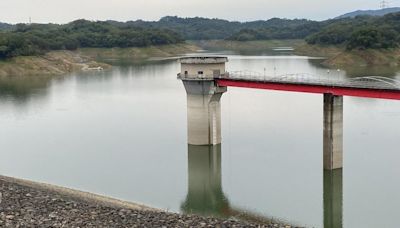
[
  {"xmin": 294, "ymin": 44, "xmax": 400, "ymax": 68},
  {"xmin": 0, "ymin": 51, "xmax": 111, "ymax": 77},
  {"xmin": 322, "ymin": 48, "xmax": 400, "ymax": 68},
  {"xmin": 194, "ymin": 40, "xmax": 400, "ymax": 68},
  {"xmin": 78, "ymin": 43, "xmax": 199, "ymax": 61},
  {"xmin": 0, "ymin": 175, "xmax": 298, "ymax": 227},
  {"xmin": 0, "ymin": 43, "xmax": 199, "ymax": 77}
]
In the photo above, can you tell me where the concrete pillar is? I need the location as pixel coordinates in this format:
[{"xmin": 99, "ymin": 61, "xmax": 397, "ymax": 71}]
[
  {"xmin": 323, "ymin": 94, "xmax": 343, "ymax": 170},
  {"xmin": 183, "ymin": 80, "xmax": 227, "ymax": 145},
  {"xmin": 323, "ymin": 169, "xmax": 343, "ymax": 228},
  {"xmin": 181, "ymin": 145, "xmax": 230, "ymax": 216}
]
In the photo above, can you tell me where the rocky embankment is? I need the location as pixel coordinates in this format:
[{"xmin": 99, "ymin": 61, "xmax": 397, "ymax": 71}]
[{"xmin": 0, "ymin": 176, "xmax": 298, "ymax": 227}]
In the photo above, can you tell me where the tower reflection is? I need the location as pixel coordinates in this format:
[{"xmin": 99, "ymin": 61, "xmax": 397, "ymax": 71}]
[
  {"xmin": 181, "ymin": 145, "xmax": 230, "ymax": 217},
  {"xmin": 181, "ymin": 144, "xmax": 343, "ymax": 227}
]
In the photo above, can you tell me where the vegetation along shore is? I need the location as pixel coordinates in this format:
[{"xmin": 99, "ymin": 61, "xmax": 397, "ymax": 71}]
[{"xmin": 1, "ymin": 12, "xmax": 400, "ymax": 76}]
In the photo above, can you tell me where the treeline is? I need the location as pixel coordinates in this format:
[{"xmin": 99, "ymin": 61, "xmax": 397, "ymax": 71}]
[
  {"xmin": 121, "ymin": 16, "xmax": 242, "ymax": 40},
  {"xmin": 306, "ymin": 13, "xmax": 400, "ymax": 49},
  {"xmin": 0, "ymin": 22, "xmax": 12, "ymax": 31},
  {"xmin": 226, "ymin": 19, "xmax": 326, "ymax": 41},
  {"xmin": 2, "ymin": 13, "xmax": 400, "ymax": 59},
  {"xmin": 126, "ymin": 15, "xmax": 400, "ymax": 50},
  {"xmin": 0, "ymin": 20, "xmax": 183, "ymax": 59},
  {"xmin": 226, "ymin": 13, "xmax": 400, "ymax": 50},
  {"xmin": 118, "ymin": 16, "xmax": 326, "ymax": 40}
]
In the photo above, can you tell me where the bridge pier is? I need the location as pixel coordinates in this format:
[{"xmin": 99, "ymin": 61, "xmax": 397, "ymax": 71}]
[
  {"xmin": 323, "ymin": 94, "xmax": 343, "ymax": 170},
  {"xmin": 183, "ymin": 80, "xmax": 226, "ymax": 145}
]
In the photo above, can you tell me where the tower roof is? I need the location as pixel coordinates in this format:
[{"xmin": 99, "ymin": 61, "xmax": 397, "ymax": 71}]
[{"xmin": 179, "ymin": 56, "xmax": 228, "ymax": 64}]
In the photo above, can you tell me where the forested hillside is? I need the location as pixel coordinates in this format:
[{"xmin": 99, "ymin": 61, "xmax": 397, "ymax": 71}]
[
  {"xmin": 0, "ymin": 20, "xmax": 183, "ymax": 59},
  {"xmin": 226, "ymin": 12, "xmax": 400, "ymax": 50},
  {"xmin": 0, "ymin": 22, "xmax": 12, "ymax": 31},
  {"xmin": 335, "ymin": 7, "xmax": 400, "ymax": 19},
  {"xmin": 306, "ymin": 13, "xmax": 400, "ymax": 49},
  {"xmin": 1, "ymin": 12, "xmax": 400, "ymax": 60},
  {"xmin": 226, "ymin": 19, "xmax": 327, "ymax": 41},
  {"xmin": 123, "ymin": 16, "xmax": 242, "ymax": 40},
  {"xmin": 121, "ymin": 16, "xmax": 325, "ymax": 40}
]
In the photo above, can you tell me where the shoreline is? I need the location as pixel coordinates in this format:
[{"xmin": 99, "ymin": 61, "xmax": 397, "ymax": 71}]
[
  {"xmin": 0, "ymin": 175, "xmax": 155, "ymax": 212},
  {"xmin": 0, "ymin": 43, "xmax": 200, "ymax": 77},
  {"xmin": 0, "ymin": 175, "xmax": 297, "ymax": 227},
  {"xmin": 192, "ymin": 40, "xmax": 400, "ymax": 68},
  {"xmin": 1, "ymin": 40, "xmax": 398, "ymax": 78}
]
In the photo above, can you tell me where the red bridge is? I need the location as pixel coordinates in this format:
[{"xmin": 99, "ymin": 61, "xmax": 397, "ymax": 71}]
[{"xmin": 216, "ymin": 72, "xmax": 400, "ymax": 100}]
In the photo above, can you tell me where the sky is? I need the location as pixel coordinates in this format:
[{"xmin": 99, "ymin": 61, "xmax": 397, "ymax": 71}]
[{"xmin": 0, "ymin": 0, "xmax": 397, "ymax": 24}]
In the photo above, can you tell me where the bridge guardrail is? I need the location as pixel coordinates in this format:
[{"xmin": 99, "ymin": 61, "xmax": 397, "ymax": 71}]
[
  {"xmin": 216, "ymin": 72, "xmax": 400, "ymax": 91},
  {"xmin": 178, "ymin": 71, "xmax": 400, "ymax": 91}
]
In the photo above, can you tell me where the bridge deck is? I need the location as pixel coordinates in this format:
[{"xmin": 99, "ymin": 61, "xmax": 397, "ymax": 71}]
[{"xmin": 215, "ymin": 74, "xmax": 400, "ymax": 100}]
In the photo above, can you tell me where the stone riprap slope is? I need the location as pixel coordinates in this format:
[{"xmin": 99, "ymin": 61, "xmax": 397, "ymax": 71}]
[{"xmin": 0, "ymin": 176, "xmax": 298, "ymax": 228}]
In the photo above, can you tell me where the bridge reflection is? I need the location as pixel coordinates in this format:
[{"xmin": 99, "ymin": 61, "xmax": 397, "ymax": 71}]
[
  {"xmin": 181, "ymin": 144, "xmax": 343, "ymax": 227},
  {"xmin": 179, "ymin": 56, "xmax": 344, "ymax": 227},
  {"xmin": 324, "ymin": 169, "xmax": 343, "ymax": 228}
]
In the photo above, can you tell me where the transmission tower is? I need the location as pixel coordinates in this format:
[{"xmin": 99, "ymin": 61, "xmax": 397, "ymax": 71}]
[{"xmin": 380, "ymin": 0, "xmax": 389, "ymax": 9}]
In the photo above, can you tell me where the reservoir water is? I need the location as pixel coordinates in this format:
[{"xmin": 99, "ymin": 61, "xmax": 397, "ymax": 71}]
[{"xmin": 1, "ymin": 52, "xmax": 400, "ymax": 227}]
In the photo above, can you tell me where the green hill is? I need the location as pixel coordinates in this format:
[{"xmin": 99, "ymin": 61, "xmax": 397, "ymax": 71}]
[
  {"xmin": 306, "ymin": 13, "xmax": 400, "ymax": 49},
  {"xmin": 0, "ymin": 22, "xmax": 13, "ymax": 31},
  {"xmin": 335, "ymin": 7, "xmax": 400, "ymax": 19},
  {"xmin": 0, "ymin": 20, "xmax": 183, "ymax": 59}
]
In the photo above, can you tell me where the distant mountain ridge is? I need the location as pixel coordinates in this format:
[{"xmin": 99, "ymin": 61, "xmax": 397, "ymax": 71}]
[
  {"xmin": 336, "ymin": 7, "xmax": 400, "ymax": 19},
  {"xmin": 0, "ymin": 22, "xmax": 13, "ymax": 31}
]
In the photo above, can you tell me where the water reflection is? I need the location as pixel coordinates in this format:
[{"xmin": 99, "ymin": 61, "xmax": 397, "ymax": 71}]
[
  {"xmin": 181, "ymin": 145, "xmax": 229, "ymax": 217},
  {"xmin": 0, "ymin": 60, "xmax": 176, "ymax": 105},
  {"xmin": 307, "ymin": 58, "xmax": 400, "ymax": 78},
  {"xmin": 344, "ymin": 66, "xmax": 400, "ymax": 78},
  {"xmin": 182, "ymin": 145, "xmax": 275, "ymax": 224},
  {"xmin": 0, "ymin": 76, "xmax": 51, "ymax": 103},
  {"xmin": 324, "ymin": 169, "xmax": 343, "ymax": 228},
  {"xmin": 1, "ymin": 54, "xmax": 398, "ymax": 228},
  {"xmin": 182, "ymin": 144, "xmax": 344, "ymax": 227}
]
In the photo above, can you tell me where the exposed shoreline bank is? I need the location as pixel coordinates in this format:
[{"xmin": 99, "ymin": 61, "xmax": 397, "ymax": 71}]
[
  {"xmin": 0, "ymin": 43, "xmax": 199, "ymax": 77},
  {"xmin": 0, "ymin": 175, "xmax": 297, "ymax": 227},
  {"xmin": 1, "ymin": 40, "xmax": 398, "ymax": 78},
  {"xmin": 193, "ymin": 40, "xmax": 400, "ymax": 68}
]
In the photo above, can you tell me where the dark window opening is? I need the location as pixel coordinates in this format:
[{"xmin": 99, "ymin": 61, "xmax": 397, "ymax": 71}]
[{"xmin": 198, "ymin": 71, "xmax": 204, "ymax": 75}]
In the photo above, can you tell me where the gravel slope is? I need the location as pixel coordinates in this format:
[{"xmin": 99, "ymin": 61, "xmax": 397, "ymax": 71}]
[{"xmin": 0, "ymin": 176, "xmax": 298, "ymax": 227}]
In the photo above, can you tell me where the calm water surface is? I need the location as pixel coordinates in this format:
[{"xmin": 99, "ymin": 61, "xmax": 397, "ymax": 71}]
[{"xmin": 1, "ymin": 53, "xmax": 400, "ymax": 228}]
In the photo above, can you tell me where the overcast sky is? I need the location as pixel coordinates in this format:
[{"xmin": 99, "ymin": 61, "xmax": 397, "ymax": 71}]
[{"xmin": 0, "ymin": 0, "xmax": 396, "ymax": 24}]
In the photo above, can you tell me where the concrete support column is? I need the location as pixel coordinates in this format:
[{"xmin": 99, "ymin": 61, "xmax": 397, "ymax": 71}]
[
  {"xmin": 183, "ymin": 80, "xmax": 226, "ymax": 145},
  {"xmin": 323, "ymin": 94, "xmax": 343, "ymax": 170},
  {"xmin": 323, "ymin": 169, "xmax": 343, "ymax": 228}
]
